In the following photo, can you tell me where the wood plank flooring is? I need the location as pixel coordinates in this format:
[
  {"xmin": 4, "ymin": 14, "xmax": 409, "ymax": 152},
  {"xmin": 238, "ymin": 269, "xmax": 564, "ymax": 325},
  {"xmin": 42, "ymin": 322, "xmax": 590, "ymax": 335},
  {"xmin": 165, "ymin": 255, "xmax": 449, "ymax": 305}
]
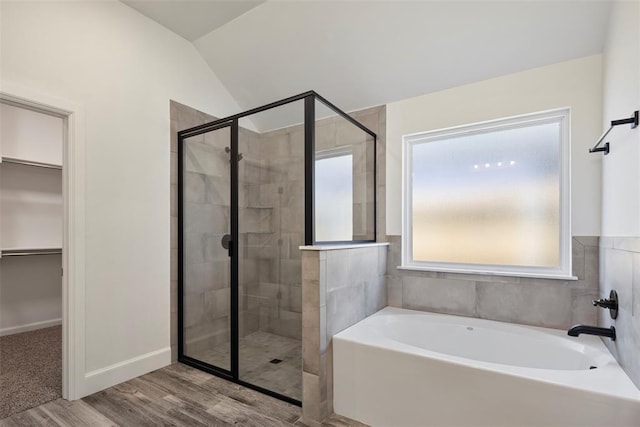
[{"xmin": 0, "ymin": 363, "xmax": 367, "ymax": 427}]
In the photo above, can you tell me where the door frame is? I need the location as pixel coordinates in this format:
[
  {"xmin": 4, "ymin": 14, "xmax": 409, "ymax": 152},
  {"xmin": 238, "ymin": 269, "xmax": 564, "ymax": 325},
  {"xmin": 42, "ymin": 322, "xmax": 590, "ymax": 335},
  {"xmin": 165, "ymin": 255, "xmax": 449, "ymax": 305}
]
[{"xmin": 0, "ymin": 82, "xmax": 86, "ymax": 400}]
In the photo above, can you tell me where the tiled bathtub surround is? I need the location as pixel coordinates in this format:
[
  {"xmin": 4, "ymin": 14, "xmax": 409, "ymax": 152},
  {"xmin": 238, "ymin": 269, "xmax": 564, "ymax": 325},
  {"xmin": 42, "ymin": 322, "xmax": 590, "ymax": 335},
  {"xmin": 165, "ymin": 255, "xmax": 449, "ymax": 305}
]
[
  {"xmin": 385, "ymin": 235, "xmax": 600, "ymax": 330},
  {"xmin": 301, "ymin": 243, "xmax": 388, "ymax": 426},
  {"xmin": 599, "ymin": 237, "xmax": 640, "ymax": 389}
]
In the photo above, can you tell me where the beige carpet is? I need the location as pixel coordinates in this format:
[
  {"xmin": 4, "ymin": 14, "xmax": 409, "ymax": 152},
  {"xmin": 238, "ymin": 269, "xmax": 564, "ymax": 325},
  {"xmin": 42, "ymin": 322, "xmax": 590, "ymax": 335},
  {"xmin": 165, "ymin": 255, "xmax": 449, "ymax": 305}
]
[{"xmin": 0, "ymin": 326, "xmax": 62, "ymax": 420}]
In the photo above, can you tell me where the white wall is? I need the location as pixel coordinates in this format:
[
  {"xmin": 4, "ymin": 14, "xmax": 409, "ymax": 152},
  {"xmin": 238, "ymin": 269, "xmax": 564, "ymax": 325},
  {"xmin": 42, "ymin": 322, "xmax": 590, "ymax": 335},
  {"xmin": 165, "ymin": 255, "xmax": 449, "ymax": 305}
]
[
  {"xmin": 598, "ymin": 0, "xmax": 640, "ymax": 389},
  {"xmin": 386, "ymin": 55, "xmax": 603, "ymax": 236},
  {"xmin": 1, "ymin": 0, "xmax": 242, "ymax": 397},
  {"xmin": 601, "ymin": 0, "xmax": 640, "ymax": 237}
]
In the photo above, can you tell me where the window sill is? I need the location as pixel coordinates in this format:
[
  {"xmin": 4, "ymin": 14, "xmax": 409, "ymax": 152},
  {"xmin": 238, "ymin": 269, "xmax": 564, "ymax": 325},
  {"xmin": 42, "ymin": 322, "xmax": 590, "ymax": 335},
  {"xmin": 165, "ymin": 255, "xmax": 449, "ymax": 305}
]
[{"xmin": 397, "ymin": 265, "xmax": 578, "ymax": 281}]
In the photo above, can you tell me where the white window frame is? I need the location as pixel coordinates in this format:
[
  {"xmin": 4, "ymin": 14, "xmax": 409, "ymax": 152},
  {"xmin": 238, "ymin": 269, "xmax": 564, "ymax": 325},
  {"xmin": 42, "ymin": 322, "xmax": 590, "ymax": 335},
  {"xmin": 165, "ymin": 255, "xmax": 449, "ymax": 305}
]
[{"xmin": 401, "ymin": 108, "xmax": 573, "ymax": 280}]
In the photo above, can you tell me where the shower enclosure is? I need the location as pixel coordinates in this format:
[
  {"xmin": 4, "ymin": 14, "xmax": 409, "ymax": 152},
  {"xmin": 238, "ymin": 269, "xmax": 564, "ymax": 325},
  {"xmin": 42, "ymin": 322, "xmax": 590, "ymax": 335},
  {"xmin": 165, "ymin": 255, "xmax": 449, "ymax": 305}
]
[{"xmin": 178, "ymin": 92, "xmax": 376, "ymax": 404}]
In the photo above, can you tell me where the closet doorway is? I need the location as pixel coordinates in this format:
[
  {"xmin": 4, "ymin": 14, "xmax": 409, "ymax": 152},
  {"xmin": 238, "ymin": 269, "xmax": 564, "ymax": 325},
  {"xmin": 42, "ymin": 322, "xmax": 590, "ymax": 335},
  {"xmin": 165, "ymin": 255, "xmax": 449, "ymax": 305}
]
[{"xmin": 0, "ymin": 92, "xmax": 74, "ymax": 418}]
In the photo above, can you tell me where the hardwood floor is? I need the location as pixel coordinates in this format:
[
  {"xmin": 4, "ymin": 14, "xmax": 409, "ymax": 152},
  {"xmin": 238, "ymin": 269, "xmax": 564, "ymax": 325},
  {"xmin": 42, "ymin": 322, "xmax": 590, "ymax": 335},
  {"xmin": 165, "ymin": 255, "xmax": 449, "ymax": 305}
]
[{"xmin": 0, "ymin": 363, "xmax": 366, "ymax": 427}]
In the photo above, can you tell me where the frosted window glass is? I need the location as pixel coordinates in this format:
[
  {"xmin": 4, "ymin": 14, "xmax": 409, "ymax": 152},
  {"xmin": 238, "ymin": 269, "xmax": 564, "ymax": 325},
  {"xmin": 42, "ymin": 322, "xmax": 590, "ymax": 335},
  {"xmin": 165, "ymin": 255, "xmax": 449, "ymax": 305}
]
[
  {"xmin": 411, "ymin": 121, "xmax": 561, "ymax": 267},
  {"xmin": 315, "ymin": 153, "xmax": 353, "ymax": 241}
]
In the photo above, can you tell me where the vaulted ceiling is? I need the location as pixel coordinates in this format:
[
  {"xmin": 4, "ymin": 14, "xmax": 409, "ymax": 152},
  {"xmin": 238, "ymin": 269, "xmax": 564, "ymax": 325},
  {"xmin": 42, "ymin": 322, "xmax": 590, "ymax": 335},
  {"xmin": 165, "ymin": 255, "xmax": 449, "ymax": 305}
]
[{"xmin": 123, "ymin": 1, "xmax": 612, "ymax": 129}]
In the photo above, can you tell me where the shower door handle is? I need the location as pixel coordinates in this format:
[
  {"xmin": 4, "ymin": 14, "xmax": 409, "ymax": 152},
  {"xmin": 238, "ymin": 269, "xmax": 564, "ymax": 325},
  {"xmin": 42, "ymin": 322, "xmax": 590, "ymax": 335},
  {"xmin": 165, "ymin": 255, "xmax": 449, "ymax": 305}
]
[{"xmin": 221, "ymin": 234, "xmax": 232, "ymax": 257}]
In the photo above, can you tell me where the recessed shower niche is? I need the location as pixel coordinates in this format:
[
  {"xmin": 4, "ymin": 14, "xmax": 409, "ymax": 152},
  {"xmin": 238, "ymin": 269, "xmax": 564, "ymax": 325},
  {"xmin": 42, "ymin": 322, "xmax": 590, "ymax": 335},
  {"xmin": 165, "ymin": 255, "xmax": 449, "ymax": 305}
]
[{"xmin": 177, "ymin": 92, "xmax": 376, "ymax": 404}]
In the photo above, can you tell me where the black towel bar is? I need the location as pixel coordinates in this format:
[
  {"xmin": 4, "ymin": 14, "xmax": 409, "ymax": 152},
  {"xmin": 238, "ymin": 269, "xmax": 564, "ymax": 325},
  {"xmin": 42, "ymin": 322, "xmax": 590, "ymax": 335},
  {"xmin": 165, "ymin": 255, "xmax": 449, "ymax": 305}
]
[{"xmin": 589, "ymin": 110, "xmax": 639, "ymax": 155}]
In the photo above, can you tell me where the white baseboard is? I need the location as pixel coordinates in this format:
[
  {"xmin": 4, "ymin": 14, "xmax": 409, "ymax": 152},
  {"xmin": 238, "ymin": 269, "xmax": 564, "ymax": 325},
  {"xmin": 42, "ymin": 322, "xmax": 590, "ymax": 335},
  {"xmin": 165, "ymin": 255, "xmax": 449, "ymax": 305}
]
[
  {"xmin": 0, "ymin": 318, "xmax": 62, "ymax": 336},
  {"xmin": 81, "ymin": 347, "xmax": 171, "ymax": 398}
]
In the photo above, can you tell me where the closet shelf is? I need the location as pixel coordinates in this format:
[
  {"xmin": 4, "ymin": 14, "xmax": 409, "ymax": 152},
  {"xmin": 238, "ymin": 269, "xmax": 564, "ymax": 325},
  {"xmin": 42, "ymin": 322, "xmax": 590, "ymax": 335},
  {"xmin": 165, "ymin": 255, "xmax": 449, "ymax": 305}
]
[
  {"xmin": 1, "ymin": 248, "xmax": 62, "ymax": 257},
  {"xmin": 1, "ymin": 156, "xmax": 62, "ymax": 170}
]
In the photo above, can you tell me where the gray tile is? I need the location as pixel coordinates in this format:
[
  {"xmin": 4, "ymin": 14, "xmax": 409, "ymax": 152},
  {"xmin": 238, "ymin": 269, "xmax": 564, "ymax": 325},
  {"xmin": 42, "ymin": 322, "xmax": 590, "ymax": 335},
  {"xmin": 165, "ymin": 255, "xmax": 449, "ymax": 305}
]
[
  {"xmin": 477, "ymin": 281, "xmax": 572, "ymax": 328},
  {"xmin": 302, "ymin": 252, "xmax": 320, "ymax": 282},
  {"xmin": 572, "ymin": 239, "xmax": 586, "ymax": 280},
  {"xmin": 613, "ymin": 237, "xmax": 640, "ymax": 253},
  {"xmin": 574, "ymin": 236, "xmax": 599, "ymax": 247},
  {"xmin": 326, "ymin": 283, "xmax": 366, "ymax": 336},
  {"xmin": 600, "ymin": 245, "xmax": 640, "ymax": 388},
  {"xmin": 403, "ymin": 276, "xmax": 477, "ymax": 317},
  {"xmin": 170, "ymin": 249, "xmax": 178, "ymax": 282},
  {"xmin": 170, "ymin": 152, "xmax": 177, "ymax": 185},
  {"xmin": 303, "ymin": 280, "xmax": 320, "ymax": 312},
  {"xmin": 584, "ymin": 245, "xmax": 599, "ymax": 286},
  {"xmin": 602, "ymin": 248, "xmax": 632, "ymax": 311},
  {"xmin": 325, "ymin": 344, "xmax": 334, "ymax": 416},
  {"xmin": 302, "ymin": 304, "xmax": 320, "ymax": 375},
  {"xmin": 633, "ymin": 252, "xmax": 640, "ymax": 319},
  {"xmin": 386, "ymin": 274, "xmax": 403, "ymax": 307},
  {"xmin": 365, "ymin": 274, "xmax": 386, "ymax": 316},
  {"xmin": 346, "ymin": 247, "xmax": 378, "ymax": 288},
  {"xmin": 325, "ymin": 250, "xmax": 349, "ymax": 291},
  {"xmin": 377, "ymin": 246, "xmax": 388, "ymax": 276},
  {"xmin": 171, "ymin": 217, "xmax": 178, "ymax": 249},
  {"xmin": 302, "ymin": 372, "xmax": 321, "ymax": 422},
  {"xmin": 170, "ymin": 184, "xmax": 178, "ymax": 217},
  {"xmin": 570, "ymin": 288, "xmax": 599, "ymax": 326},
  {"xmin": 385, "ymin": 236, "xmax": 401, "ymax": 273},
  {"xmin": 600, "ymin": 236, "xmax": 616, "ymax": 249},
  {"xmin": 319, "ymin": 305, "xmax": 327, "ymax": 354},
  {"xmin": 192, "ymin": 331, "xmax": 302, "ymax": 401}
]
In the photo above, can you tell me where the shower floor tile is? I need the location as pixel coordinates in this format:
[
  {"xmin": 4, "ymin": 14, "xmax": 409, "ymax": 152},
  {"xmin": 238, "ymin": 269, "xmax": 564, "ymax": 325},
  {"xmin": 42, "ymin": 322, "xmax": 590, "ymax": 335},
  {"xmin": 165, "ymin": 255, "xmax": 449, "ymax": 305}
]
[{"xmin": 191, "ymin": 331, "xmax": 302, "ymax": 401}]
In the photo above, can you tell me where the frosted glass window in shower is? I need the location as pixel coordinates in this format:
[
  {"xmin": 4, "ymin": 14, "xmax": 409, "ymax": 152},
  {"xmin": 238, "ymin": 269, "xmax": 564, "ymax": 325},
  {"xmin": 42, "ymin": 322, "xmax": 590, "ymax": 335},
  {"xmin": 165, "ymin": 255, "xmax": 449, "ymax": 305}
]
[
  {"xmin": 315, "ymin": 147, "xmax": 353, "ymax": 241},
  {"xmin": 404, "ymin": 109, "xmax": 570, "ymax": 276}
]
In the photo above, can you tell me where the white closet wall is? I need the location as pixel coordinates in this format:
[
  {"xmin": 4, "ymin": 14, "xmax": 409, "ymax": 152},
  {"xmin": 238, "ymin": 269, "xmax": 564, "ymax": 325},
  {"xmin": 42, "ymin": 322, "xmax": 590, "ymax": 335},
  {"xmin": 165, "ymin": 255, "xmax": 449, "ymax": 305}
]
[
  {"xmin": 0, "ymin": 255, "xmax": 62, "ymax": 334},
  {"xmin": 0, "ymin": 102, "xmax": 63, "ymax": 336},
  {"xmin": 0, "ymin": 103, "xmax": 63, "ymax": 165},
  {"xmin": 1, "ymin": 163, "xmax": 63, "ymax": 249}
]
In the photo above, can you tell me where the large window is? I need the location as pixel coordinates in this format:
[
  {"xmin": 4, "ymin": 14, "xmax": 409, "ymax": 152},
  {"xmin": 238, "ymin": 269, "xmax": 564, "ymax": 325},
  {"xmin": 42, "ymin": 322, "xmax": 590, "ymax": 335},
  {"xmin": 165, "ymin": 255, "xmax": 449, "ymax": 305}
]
[{"xmin": 402, "ymin": 109, "xmax": 571, "ymax": 278}]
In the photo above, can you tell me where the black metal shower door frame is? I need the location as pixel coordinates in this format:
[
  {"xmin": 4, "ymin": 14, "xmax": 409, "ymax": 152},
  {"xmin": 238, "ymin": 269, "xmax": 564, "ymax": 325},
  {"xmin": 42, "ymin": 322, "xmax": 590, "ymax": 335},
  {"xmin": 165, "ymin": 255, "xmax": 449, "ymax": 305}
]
[{"xmin": 177, "ymin": 91, "xmax": 377, "ymax": 406}]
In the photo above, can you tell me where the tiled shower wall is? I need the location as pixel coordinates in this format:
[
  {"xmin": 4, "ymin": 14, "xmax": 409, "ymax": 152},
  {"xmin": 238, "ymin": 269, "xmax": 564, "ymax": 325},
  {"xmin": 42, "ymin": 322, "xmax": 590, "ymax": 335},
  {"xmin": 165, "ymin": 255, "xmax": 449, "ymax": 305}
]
[
  {"xmin": 171, "ymin": 101, "xmax": 306, "ymax": 359},
  {"xmin": 239, "ymin": 104, "xmax": 384, "ymax": 340},
  {"xmin": 239, "ymin": 125, "xmax": 305, "ymax": 340},
  {"xmin": 182, "ymin": 123, "xmax": 233, "ymax": 356},
  {"xmin": 170, "ymin": 101, "xmax": 220, "ymax": 361},
  {"xmin": 599, "ymin": 237, "xmax": 640, "ymax": 388},
  {"xmin": 385, "ymin": 235, "xmax": 600, "ymax": 330},
  {"xmin": 170, "ymin": 101, "xmax": 385, "ymax": 363}
]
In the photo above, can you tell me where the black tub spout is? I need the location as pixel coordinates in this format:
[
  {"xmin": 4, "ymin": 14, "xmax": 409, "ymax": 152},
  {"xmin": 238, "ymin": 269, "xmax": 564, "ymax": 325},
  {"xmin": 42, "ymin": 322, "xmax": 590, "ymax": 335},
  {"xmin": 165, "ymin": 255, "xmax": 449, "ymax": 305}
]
[{"xmin": 568, "ymin": 325, "xmax": 616, "ymax": 341}]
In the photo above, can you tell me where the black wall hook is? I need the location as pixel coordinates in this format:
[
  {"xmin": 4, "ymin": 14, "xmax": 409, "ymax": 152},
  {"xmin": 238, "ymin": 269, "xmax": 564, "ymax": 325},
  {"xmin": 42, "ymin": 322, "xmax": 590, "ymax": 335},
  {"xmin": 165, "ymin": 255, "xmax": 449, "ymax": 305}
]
[{"xmin": 589, "ymin": 110, "xmax": 639, "ymax": 155}]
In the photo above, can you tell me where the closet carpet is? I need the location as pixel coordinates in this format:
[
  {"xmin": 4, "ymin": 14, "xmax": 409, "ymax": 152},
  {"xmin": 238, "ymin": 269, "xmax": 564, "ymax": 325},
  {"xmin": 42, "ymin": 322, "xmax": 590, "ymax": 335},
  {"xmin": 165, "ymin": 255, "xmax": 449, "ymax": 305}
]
[{"xmin": 0, "ymin": 326, "xmax": 62, "ymax": 420}]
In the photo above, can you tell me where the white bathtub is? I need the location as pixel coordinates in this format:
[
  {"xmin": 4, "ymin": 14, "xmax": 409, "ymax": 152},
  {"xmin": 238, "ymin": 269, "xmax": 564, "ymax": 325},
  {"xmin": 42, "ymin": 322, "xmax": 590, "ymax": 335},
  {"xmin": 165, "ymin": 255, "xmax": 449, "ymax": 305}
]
[{"xmin": 333, "ymin": 307, "xmax": 640, "ymax": 427}]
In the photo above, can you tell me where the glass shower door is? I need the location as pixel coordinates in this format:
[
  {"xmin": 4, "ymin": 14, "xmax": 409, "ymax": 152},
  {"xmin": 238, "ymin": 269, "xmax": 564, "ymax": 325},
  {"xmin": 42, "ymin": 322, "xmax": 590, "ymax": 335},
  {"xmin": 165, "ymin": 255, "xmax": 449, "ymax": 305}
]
[
  {"xmin": 236, "ymin": 103, "xmax": 304, "ymax": 402},
  {"xmin": 180, "ymin": 122, "xmax": 233, "ymax": 373}
]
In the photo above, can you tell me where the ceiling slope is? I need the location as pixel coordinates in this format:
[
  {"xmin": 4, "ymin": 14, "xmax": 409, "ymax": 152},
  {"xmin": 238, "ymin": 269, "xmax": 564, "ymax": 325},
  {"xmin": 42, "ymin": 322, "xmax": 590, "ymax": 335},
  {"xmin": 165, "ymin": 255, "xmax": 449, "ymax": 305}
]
[
  {"xmin": 193, "ymin": 1, "xmax": 610, "ymax": 130},
  {"xmin": 121, "ymin": 0, "xmax": 264, "ymax": 41}
]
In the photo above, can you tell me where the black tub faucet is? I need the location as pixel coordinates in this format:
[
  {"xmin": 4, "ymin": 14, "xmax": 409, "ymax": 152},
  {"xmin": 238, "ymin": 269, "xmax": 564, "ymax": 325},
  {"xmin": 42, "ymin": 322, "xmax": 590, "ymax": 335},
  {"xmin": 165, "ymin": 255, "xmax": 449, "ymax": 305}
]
[{"xmin": 568, "ymin": 325, "xmax": 616, "ymax": 341}]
